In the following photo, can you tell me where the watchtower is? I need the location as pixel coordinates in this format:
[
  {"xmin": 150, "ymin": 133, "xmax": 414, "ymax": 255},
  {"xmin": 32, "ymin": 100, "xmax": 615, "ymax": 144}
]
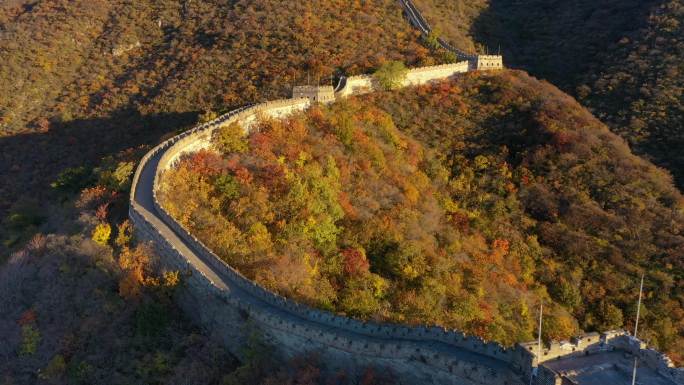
[
  {"xmin": 292, "ymin": 85, "xmax": 336, "ymax": 103},
  {"xmin": 473, "ymin": 55, "xmax": 504, "ymax": 70}
]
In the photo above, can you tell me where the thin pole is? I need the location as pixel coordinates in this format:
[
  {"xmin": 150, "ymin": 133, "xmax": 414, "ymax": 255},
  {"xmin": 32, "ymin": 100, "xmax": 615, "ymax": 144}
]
[
  {"xmin": 530, "ymin": 302, "xmax": 543, "ymax": 385},
  {"xmin": 631, "ymin": 273, "xmax": 644, "ymax": 385},
  {"xmin": 537, "ymin": 302, "xmax": 543, "ymax": 362},
  {"xmin": 634, "ymin": 273, "xmax": 644, "ymax": 338},
  {"xmin": 631, "ymin": 357, "xmax": 638, "ymax": 385}
]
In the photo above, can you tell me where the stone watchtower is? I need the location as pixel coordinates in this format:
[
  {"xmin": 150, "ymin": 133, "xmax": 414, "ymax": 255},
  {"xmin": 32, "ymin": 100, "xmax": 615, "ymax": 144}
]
[
  {"xmin": 292, "ymin": 85, "xmax": 336, "ymax": 103},
  {"xmin": 473, "ymin": 55, "xmax": 504, "ymax": 70}
]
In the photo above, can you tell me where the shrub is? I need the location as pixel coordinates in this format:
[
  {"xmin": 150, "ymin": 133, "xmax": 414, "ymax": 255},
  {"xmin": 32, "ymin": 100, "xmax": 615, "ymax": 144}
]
[
  {"xmin": 51, "ymin": 166, "xmax": 93, "ymax": 193},
  {"xmin": 96, "ymin": 161, "xmax": 134, "ymax": 192},
  {"xmin": 40, "ymin": 354, "xmax": 67, "ymax": 380},
  {"xmin": 214, "ymin": 122, "xmax": 248, "ymax": 154},
  {"xmin": 342, "ymin": 247, "xmax": 370, "ymax": 276},
  {"xmin": 135, "ymin": 302, "xmax": 169, "ymax": 338},
  {"xmin": 91, "ymin": 223, "xmax": 111, "ymax": 246},
  {"xmin": 115, "ymin": 220, "xmax": 134, "ymax": 248},
  {"xmin": 198, "ymin": 109, "xmax": 218, "ymax": 123},
  {"xmin": 19, "ymin": 324, "xmax": 41, "ymax": 355},
  {"xmin": 214, "ymin": 174, "xmax": 241, "ymax": 200},
  {"xmin": 374, "ymin": 61, "xmax": 408, "ymax": 90}
]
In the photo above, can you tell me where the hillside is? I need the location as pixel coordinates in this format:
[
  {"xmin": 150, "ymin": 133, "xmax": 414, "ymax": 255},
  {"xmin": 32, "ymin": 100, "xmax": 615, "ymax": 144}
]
[
  {"xmin": 0, "ymin": 0, "xmax": 445, "ymax": 255},
  {"xmin": 0, "ymin": 147, "xmax": 396, "ymax": 384},
  {"xmin": 159, "ymin": 71, "xmax": 684, "ymax": 362},
  {"xmin": 1, "ymin": 0, "xmax": 683, "ymax": 380},
  {"xmin": 0, "ymin": 2, "xmax": 442, "ymax": 382},
  {"xmin": 413, "ymin": 0, "xmax": 684, "ymax": 190},
  {"xmin": 0, "ymin": 238, "xmax": 393, "ymax": 385},
  {"xmin": 406, "ymin": 0, "xmax": 487, "ymax": 54}
]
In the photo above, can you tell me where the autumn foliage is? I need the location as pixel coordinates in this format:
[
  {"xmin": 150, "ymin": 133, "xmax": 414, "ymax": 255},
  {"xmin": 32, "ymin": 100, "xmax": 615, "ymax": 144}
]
[
  {"xmin": 160, "ymin": 96, "xmax": 544, "ymax": 345},
  {"xmin": 161, "ymin": 72, "xmax": 684, "ymax": 361}
]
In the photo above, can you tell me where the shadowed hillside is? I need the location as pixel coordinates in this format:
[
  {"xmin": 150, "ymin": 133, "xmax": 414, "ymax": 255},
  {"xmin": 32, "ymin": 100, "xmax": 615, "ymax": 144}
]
[{"xmin": 413, "ymin": 0, "xmax": 684, "ymax": 190}]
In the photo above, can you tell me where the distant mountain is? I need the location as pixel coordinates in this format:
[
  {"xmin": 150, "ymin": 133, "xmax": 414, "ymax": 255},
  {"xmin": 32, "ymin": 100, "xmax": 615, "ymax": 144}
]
[{"xmin": 414, "ymin": 0, "xmax": 684, "ymax": 190}]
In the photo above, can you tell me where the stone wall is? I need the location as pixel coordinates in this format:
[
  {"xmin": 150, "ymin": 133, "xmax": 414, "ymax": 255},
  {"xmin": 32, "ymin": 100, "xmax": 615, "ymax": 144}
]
[
  {"xmin": 129, "ymin": 64, "xmax": 529, "ymax": 384},
  {"xmin": 333, "ymin": 62, "xmax": 469, "ymax": 98},
  {"xmin": 293, "ymin": 85, "xmax": 336, "ymax": 103},
  {"xmin": 335, "ymin": 75, "xmax": 375, "ymax": 98},
  {"xmin": 514, "ymin": 330, "xmax": 684, "ymax": 384},
  {"xmin": 535, "ymin": 366, "xmax": 562, "ymax": 385},
  {"xmin": 404, "ymin": 62, "xmax": 470, "ymax": 85},
  {"xmin": 607, "ymin": 335, "xmax": 684, "ymax": 383}
]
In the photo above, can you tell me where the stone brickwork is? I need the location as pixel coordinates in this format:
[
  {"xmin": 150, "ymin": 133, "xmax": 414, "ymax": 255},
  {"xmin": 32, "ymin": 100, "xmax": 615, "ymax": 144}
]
[
  {"xmin": 404, "ymin": 62, "xmax": 470, "ymax": 85},
  {"xmin": 332, "ymin": 62, "xmax": 469, "ymax": 99},
  {"xmin": 475, "ymin": 55, "xmax": 504, "ymax": 71},
  {"xmin": 334, "ymin": 75, "xmax": 375, "ymax": 98}
]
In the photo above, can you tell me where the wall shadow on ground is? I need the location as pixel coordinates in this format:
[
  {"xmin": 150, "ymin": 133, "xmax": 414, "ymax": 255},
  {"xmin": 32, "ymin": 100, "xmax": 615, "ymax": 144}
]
[{"xmin": 0, "ymin": 109, "xmax": 196, "ymax": 250}]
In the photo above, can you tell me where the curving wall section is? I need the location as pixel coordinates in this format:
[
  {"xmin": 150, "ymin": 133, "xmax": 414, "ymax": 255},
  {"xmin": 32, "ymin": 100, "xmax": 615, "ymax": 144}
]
[
  {"xmin": 399, "ymin": 0, "xmax": 476, "ymax": 61},
  {"xmin": 399, "ymin": 0, "xmax": 504, "ymax": 71},
  {"xmin": 129, "ymin": 64, "xmax": 528, "ymax": 384}
]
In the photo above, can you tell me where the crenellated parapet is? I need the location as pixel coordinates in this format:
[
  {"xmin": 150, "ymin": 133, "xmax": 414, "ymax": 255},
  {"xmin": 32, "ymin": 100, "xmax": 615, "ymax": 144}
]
[
  {"xmin": 292, "ymin": 85, "xmax": 336, "ymax": 103},
  {"xmin": 318, "ymin": 61, "xmax": 470, "ymax": 102},
  {"xmin": 516, "ymin": 330, "xmax": 683, "ymax": 384}
]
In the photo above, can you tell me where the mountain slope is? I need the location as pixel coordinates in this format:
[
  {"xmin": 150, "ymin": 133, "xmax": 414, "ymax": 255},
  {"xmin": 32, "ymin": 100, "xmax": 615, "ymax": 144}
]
[
  {"xmin": 160, "ymin": 70, "xmax": 684, "ymax": 362},
  {"xmin": 413, "ymin": 0, "xmax": 684, "ymax": 190},
  {"xmin": 370, "ymin": 70, "xmax": 684, "ymax": 363}
]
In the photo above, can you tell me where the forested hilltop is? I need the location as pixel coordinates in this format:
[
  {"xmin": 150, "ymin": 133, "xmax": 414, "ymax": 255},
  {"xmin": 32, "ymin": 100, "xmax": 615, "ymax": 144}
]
[
  {"xmin": 413, "ymin": 0, "xmax": 684, "ymax": 190},
  {"xmin": 159, "ymin": 71, "xmax": 684, "ymax": 363}
]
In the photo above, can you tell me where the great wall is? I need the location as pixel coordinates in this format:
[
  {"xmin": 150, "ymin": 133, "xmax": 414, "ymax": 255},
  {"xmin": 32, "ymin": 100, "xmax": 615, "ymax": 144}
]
[{"xmin": 128, "ymin": 2, "xmax": 683, "ymax": 384}]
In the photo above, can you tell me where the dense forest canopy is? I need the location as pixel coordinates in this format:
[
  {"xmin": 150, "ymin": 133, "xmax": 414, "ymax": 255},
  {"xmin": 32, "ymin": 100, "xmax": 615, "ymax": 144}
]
[
  {"xmin": 159, "ymin": 71, "xmax": 684, "ymax": 362},
  {"xmin": 0, "ymin": 0, "xmax": 438, "ymax": 135},
  {"xmin": 413, "ymin": 0, "xmax": 684, "ymax": 190}
]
